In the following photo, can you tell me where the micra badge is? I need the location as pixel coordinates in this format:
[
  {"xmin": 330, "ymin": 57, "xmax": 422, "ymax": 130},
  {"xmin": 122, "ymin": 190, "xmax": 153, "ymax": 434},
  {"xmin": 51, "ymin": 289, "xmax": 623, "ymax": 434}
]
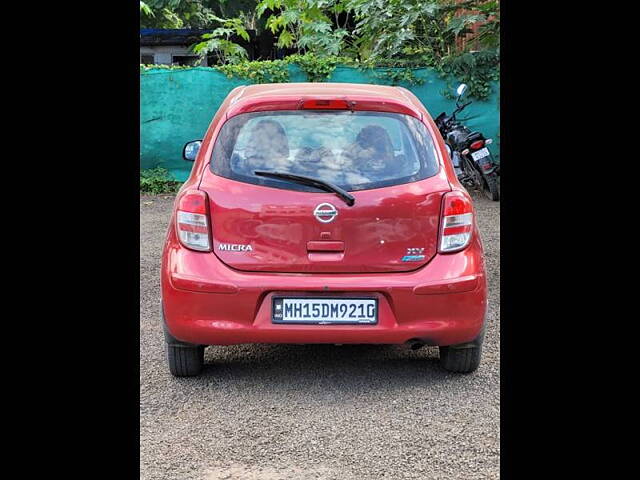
[{"xmin": 218, "ymin": 243, "xmax": 253, "ymax": 252}]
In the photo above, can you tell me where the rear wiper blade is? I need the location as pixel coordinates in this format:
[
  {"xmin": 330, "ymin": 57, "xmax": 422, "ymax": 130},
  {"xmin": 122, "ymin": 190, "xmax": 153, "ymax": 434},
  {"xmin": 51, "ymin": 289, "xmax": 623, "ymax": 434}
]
[{"xmin": 254, "ymin": 171, "xmax": 355, "ymax": 206}]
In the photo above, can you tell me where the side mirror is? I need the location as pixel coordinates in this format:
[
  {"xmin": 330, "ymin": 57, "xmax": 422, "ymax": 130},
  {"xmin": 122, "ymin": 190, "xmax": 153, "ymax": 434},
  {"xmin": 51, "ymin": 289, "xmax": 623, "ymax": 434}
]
[
  {"xmin": 456, "ymin": 83, "xmax": 468, "ymax": 98},
  {"xmin": 183, "ymin": 140, "xmax": 202, "ymax": 162}
]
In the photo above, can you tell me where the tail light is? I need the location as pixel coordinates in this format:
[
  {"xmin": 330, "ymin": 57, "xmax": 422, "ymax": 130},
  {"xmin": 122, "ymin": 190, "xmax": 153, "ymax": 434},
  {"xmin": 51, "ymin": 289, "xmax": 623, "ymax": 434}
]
[
  {"xmin": 470, "ymin": 140, "xmax": 485, "ymax": 150},
  {"xmin": 176, "ymin": 190, "xmax": 211, "ymax": 251},
  {"xmin": 439, "ymin": 191, "xmax": 473, "ymax": 253}
]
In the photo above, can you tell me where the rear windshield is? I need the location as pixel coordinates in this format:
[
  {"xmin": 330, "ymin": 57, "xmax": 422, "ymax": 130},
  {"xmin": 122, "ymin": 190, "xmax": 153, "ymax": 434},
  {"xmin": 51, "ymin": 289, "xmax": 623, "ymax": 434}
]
[{"xmin": 210, "ymin": 111, "xmax": 439, "ymax": 192}]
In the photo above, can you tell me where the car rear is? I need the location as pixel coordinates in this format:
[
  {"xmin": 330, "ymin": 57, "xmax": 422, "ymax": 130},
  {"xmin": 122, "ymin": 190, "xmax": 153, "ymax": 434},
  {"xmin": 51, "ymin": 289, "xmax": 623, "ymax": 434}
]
[{"xmin": 161, "ymin": 83, "xmax": 487, "ymax": 376}]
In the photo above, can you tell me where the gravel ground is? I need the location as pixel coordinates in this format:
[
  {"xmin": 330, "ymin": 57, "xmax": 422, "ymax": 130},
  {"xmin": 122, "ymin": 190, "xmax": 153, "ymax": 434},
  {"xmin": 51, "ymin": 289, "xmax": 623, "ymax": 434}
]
[{"xmin": 140, "ymin": 191, "xmax": 500, "ymax": 480}]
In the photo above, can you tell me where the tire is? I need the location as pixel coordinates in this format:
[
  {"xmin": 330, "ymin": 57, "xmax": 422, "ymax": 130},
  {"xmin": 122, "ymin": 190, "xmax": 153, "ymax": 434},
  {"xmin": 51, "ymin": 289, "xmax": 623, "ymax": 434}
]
[
  {"xmin": 167, "ymin": 343, "xmax": 205, "ymax": 377},
  {"xmin": 439, "ymin": 334, "xmax": 484, "ymax": 373},
  {"xmin": 482, "ymin": 174, "xmax": 500, "ymax": 201},
  {"xmin": 162, "ymin": 313, "xmax": 205, "ymax": 377}
]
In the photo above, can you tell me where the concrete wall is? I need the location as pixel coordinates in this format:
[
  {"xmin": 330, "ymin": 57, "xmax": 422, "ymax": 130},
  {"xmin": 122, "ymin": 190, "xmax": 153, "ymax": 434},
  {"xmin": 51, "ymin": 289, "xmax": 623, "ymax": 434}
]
[{"xmin": 140, "ymin": 46, "xmax": 208, "ymax": 66}]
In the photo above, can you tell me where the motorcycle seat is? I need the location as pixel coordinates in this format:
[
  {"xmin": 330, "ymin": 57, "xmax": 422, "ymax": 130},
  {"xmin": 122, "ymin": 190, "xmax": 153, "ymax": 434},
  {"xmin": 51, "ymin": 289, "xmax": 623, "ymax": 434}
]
[{"xmin": 467, "ymin": 131, "xmax": 483, "ymax": 142}]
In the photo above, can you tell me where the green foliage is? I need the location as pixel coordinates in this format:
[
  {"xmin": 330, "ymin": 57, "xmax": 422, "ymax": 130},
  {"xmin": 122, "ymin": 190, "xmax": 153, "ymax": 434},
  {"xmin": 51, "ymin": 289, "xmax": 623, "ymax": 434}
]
[
  {"xmin": 286, "ymin": 53, "xmax": 352, "ymax": 81},
  {"xmin": 140, "ymin": 167, "xmax": 182, "ymax": 194},
  {"xmin": 140, "ymin": 1, "xmax": 154, "ymax": 17},
  {"xmin": 348, "ymin": 0, "xmax": 482, "ymax": 62},
  {"xmin": 140, "ymin": 53, "xmax": 349, "ymax": 84},
  {"xmin": 257, "ymin": 0, "xmax": 350, "ymax": 56},
  {"xmin": 192, "ymin": 16, "xmax": 250, "ymax": 65},
  {"xmin": 140, "ymin": 1, "xmax": 499, "ymax": 98},
  {"xmin": 446, "ymin": 13, "xmax": 486, "ymax": 36},
  {"xmin": 141, "ymin": 52, "xmax": 497, "ymax": 100},
  {"xmin": 475, "ymin": 0, "xmax": 500, "ymax": 49},
  {"xmin": 218, "ymin": 58, "xmax": 290, "ymax": 83},
  {"xmin": 439, "ymin": 49, "xmax": 499, "ymax": 100},
  {"xmin": 192, "ymin": 53, "xmax": 349, "ymax": 83},
  {"xmin": 140, "ymin": 0, "xmax": 218, "ymax": 29},
  {"xmin": 140, "ymin": 64, "xmax": 196, "ymax": 72},
  {"xmin": 343, "ymin": 0, "xmax": 499, "ymax": 98},
  {"xmin": 372, "ymin": 67, "xmax": 425, "ymax": 87}
]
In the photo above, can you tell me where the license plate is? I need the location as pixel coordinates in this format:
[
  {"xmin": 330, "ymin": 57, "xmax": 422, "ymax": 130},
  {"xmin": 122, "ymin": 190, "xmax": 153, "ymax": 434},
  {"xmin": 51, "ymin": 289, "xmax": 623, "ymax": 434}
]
[
  {"xmin": 471, "ymin": 147, "xmax": 490, "ymax": 161},
  {"xmin": 272, "ymin": 297, "xmax": 378, "ymax": 325}
]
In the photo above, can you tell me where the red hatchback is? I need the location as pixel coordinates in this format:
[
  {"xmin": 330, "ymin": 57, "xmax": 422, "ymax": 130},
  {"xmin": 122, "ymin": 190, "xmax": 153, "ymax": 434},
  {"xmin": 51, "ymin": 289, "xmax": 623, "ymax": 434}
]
[{"xmin": 161, "ymin": 83, "xmax": 487, "ymax": 376}]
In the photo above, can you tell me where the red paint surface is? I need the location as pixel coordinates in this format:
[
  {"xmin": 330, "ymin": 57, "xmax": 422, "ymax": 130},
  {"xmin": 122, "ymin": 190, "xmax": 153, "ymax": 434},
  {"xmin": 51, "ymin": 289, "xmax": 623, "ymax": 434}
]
[{"xmin": 201, "ymin": 169, "xmax": 449, "ymax": 273}]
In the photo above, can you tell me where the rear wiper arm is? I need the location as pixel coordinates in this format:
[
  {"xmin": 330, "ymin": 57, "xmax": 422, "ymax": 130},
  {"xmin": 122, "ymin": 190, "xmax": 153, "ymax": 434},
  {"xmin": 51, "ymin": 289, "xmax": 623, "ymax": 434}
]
[{"xmin": 254, "ymin": 171, "xmax": 355, "ymax": 206}]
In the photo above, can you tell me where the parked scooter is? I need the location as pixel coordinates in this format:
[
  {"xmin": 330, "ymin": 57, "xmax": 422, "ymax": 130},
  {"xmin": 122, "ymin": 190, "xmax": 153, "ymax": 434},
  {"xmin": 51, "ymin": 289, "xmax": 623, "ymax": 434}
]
[{"xmin": 435, "ymin": 84, "xmax": 500, "ymax": 201}]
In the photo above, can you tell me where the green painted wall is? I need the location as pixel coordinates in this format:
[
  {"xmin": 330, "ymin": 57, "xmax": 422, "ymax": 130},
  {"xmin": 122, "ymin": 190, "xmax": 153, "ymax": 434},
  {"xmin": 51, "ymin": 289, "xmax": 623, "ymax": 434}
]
[{"xmin": 140, "ymin": 65, "xmax": 499, "ymax": 181}]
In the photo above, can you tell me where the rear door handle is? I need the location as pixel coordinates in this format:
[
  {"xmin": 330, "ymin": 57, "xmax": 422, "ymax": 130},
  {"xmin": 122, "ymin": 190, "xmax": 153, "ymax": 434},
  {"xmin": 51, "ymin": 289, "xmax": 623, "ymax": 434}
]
[{"xmin": 306, "ymin": 241, "xmax": 345, "ymax": 252}]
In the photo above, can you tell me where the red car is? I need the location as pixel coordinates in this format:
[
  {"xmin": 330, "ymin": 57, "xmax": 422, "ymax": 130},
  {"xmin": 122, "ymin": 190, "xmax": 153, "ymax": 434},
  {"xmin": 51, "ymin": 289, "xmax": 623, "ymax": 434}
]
[{"xmin": 161, "ymin": 83, "xmax": 487, "ymax": 376}]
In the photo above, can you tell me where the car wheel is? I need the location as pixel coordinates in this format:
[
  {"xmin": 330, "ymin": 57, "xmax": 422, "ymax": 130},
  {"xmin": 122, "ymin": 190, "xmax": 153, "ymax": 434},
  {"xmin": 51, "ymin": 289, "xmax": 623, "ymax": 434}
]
[
  {"xmin": 439, "ymin": 333, "xmax": 484, "ymax": 373},
  {"xmin": 162, "ymin": 312, "xmax": 205, "ymax": 377},
  {"xmin": 167, "ymin": 343, "xmax": 205, "ymax": 377}
]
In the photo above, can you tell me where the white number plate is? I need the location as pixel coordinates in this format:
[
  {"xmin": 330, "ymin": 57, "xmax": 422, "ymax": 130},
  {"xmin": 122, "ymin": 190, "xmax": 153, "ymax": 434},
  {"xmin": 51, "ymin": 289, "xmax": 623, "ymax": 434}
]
[
  {"xmin": 471, "ymin": 147, "xmax": 490, "ymax": 161},
  {"xmin": 272, "ymin": 297, "xmax": 378, "ymax": 324}
]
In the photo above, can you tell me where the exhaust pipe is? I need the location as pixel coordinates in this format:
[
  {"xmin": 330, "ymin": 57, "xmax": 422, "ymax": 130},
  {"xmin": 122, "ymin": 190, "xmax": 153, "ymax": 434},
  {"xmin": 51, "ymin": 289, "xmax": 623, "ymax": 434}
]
[{"xmin": 407, "ymin": 339, "xmax": 425, "ymax": 350}]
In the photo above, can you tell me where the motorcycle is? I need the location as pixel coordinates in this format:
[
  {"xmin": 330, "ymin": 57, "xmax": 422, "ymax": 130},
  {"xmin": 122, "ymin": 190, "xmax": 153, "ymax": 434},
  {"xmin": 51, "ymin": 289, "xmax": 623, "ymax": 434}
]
[{"xmin": 435, "ymin": 84, "xmax": 500, "ymax": 201}]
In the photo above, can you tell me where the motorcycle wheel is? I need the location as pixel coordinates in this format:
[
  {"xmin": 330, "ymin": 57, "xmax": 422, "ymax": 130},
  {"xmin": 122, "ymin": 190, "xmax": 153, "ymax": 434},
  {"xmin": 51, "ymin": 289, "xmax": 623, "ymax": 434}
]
[{"xmin": 482, "ymin": 174, "xmax": 500, "ymax": 201}]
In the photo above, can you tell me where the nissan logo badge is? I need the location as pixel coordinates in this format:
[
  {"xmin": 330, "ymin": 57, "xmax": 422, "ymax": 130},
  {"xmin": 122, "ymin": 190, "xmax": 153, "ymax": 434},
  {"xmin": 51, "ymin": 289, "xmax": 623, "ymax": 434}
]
[{"xmin": 313, "ymin": 203, "xmax": 338, "ymax": 223}]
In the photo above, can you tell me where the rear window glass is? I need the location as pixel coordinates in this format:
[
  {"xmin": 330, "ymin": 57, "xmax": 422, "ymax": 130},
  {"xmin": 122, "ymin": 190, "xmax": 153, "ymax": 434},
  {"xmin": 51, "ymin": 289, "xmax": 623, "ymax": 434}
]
[{"xmin": 210, "ymin": 111, "xmax": 439, "ymax": 192}]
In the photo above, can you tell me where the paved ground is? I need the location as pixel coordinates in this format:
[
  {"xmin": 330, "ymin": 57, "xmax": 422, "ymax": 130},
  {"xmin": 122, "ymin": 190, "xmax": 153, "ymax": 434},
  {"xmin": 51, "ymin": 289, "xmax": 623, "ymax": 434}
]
[{"xmin": 140, "ymin": 191, "xmax": 500, "ymax": 480}]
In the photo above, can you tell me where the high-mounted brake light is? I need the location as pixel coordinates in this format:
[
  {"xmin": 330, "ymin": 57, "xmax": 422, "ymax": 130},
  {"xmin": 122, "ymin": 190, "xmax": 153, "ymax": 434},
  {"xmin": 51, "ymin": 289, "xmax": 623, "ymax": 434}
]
[
  {"xmin": 300, "ymin": 99, "xmax": 353, "ymax": 110},
  {"xmin": 470, "ymin": 140, "xmax": 485, "ymax": 150},
  {"xmin": 439, "ymin": 191, "xmax": 473, "ymax": 253},
  {"xmin": 176, "ymin": 190, "xmax": 211, "ymax": 251}
]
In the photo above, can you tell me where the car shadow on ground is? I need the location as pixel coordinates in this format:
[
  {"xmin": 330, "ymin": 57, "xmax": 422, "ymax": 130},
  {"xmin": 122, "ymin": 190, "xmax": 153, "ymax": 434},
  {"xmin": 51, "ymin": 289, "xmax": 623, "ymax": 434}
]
[{"xmin": 175, "ymin": 344, "xmax": 477, "ymax": 392}]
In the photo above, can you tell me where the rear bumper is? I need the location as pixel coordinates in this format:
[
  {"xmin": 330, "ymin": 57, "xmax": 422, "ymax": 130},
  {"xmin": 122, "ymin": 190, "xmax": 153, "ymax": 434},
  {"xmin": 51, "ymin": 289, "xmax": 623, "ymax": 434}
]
[{"xmin": 161, "ymin": 233, "xmax": 487, "ymax": 347}]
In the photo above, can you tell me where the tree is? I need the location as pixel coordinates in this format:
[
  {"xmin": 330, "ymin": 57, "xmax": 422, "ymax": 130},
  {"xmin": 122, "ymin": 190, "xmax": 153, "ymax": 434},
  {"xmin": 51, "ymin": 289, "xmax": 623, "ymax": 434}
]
[
  {"xmin": 140, "ymin": 0, "xmax": 218, "ymax": 29},
  {"xmin": 140, "ymin": 0, "xmax": 500, "ymax": 82},
  {"xmin": 140, "ymin": 2, "xmax": 154, "ymax": 17},
  {"xmin": 140, "ymin": 1, "xmax": 263, "ymax": 30},
  {"xmin": 257, "ymin": 0, "xmax": 350, "ymax": 56},
  {"xmin": 192, "ymin": 16, "xmax": 251, "ymax": 64},
  {"xmin": 474, "ymin": 0, "xmax": 500, "ymax": 49},
  {"xmin": 347, "ymin": 0, "xmax": 495, "ymax": 64}
]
